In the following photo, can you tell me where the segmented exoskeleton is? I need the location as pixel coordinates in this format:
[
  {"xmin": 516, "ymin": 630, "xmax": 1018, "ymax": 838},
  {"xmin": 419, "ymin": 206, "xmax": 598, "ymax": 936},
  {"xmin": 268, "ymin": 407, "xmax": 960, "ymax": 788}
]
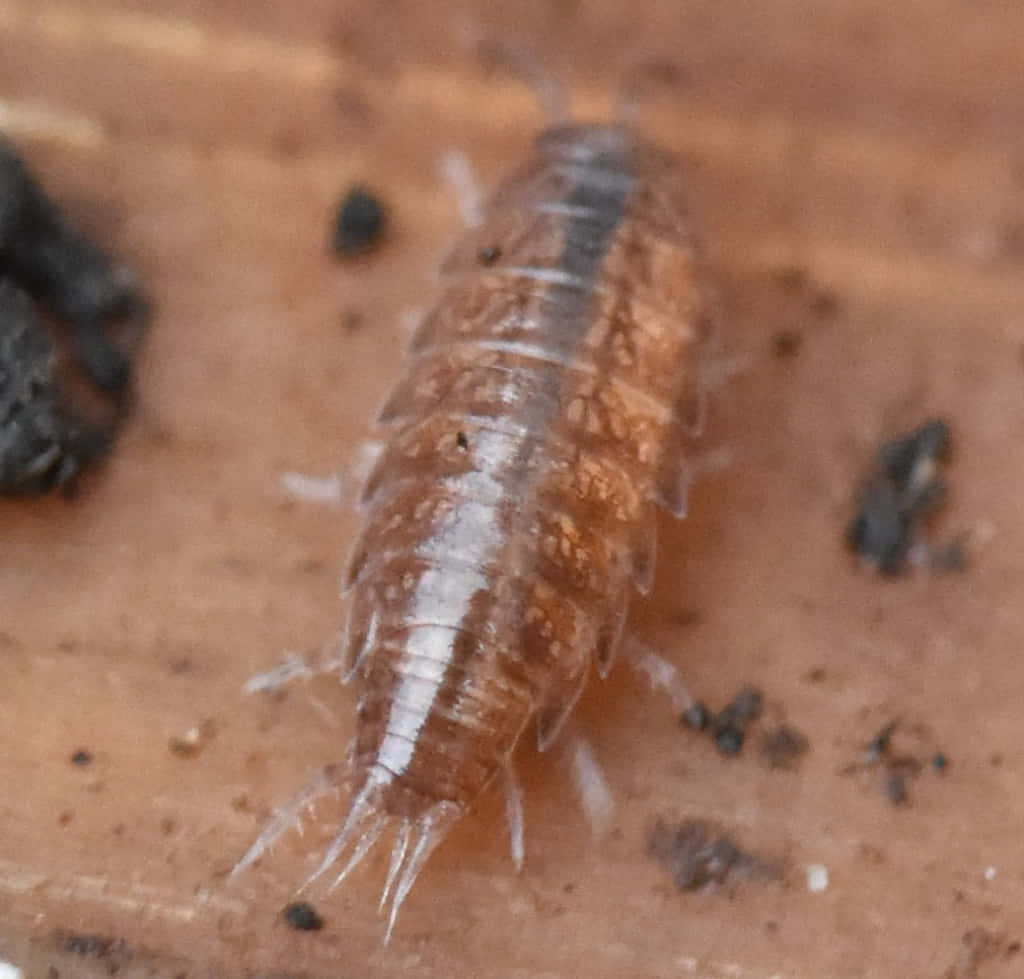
[{"xmin": 236, "ymin": 110, "xmax": 715, "ymax": 940}]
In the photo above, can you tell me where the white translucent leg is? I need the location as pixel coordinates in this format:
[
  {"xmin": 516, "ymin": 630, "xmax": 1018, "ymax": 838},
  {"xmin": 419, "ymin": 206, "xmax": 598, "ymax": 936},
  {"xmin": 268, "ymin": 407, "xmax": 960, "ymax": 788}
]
[
  {"xmin": 242, "ymin": 645, "xmax": 346, "ymax": 695},
  {"xmin": 560, "ymin": 727, "xmax": 614, "ymax": 837},
  {"xmin": 502, "ymin": 764, "xmax": 525, "ymax": 871},
  {"xmin": 278, "ymin": 470, "xmax": 343, "ymax": 505},
  {"xmin": 472, "ymin": 36, "xmax": 567, "ymax": 123},
  {"xmin": 622, "ymin": 639, "xmax": 696, "ymax": 715},
  {"xmin": 438, "ymin": 151, "xmax": 484, "ymax": 228}
]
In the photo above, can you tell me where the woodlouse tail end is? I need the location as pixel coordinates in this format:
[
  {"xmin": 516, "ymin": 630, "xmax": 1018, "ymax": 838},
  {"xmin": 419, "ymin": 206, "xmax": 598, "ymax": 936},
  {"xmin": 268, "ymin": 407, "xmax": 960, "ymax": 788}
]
[
  {"xmin": 381, "ymin": 800, "xmax": 463, "ymax": 944},
  {"xmin": 296, "ymin": 773, "xmax": 464, "ymax": 944},
  {"xmin": 230, "ymin": 765, "xmax": 348, "ymax": 879}
]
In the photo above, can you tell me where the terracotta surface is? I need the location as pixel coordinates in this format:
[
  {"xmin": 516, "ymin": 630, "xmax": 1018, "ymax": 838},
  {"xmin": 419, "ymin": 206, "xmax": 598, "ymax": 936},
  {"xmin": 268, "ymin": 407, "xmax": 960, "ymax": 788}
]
[{"xmin": 3, "ymin": 2, "xmax": 1024, "ymax": 976}]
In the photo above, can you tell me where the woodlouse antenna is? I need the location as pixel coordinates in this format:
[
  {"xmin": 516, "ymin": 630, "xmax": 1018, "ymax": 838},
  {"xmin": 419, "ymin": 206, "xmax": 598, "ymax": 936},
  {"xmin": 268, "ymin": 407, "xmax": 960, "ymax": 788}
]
[
  {"xmin": 615, "ymin": 57, "xmax": 691, "ymax": 124},
  {"xmin": 473, "ymin": 37, "xmax": 568, "ymax": 124}
]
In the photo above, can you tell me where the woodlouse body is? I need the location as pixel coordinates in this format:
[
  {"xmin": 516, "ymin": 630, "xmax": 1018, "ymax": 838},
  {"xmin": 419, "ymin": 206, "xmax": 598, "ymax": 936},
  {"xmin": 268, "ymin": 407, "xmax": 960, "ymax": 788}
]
[{"xmin": 239, "ymin": 122, "xmax": 714, "ymax": 935}]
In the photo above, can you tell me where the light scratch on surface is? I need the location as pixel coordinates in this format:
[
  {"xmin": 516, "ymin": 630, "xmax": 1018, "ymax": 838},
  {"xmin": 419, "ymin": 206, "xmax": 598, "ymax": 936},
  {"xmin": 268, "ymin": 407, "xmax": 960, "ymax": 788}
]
[
  {"xmin": 0, "ymin": 98, "xmax": 106, "ymax": 148},
  {"xmin": 0, "ymin": 859, "xmax": 246, "ymax": 921},
  {"xmin": 0, "ymin": 0, "xmax": 1010, "ymax": 207}
]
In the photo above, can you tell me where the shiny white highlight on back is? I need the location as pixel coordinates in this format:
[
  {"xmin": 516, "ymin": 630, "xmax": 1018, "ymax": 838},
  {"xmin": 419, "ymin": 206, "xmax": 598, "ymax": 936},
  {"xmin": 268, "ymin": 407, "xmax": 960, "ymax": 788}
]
[{"xmin": 376, "ymin": 419, "xmax": 518, "ymax": 779}]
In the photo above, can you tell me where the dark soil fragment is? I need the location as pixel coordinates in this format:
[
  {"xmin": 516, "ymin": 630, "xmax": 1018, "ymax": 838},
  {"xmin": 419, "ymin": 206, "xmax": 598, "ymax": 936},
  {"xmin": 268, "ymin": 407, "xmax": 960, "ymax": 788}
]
[
  {"xmin": 0, "ymin": 280, "xmax": 108, "ymax": 495},
  {"xmin": 283, "ymin": 901, "xmax": 324, "ymax": 931},
  {"xmin": 847, "ymin": 419, "xmax": 962, "ymax": 574},
  {"xmin": 331, "ymin": 185, "xmax": 386, "ymax": 256},
  {"xmin": 648, "ymin": 819, "xmax": 780, "ymax": 891}
]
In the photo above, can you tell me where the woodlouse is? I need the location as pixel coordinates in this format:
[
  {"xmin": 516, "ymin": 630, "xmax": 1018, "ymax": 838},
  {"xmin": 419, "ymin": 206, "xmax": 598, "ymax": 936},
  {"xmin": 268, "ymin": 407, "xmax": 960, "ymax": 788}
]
[{"xmin": 236, "ymin": 105, "xmax": 716, "ymax": 940}]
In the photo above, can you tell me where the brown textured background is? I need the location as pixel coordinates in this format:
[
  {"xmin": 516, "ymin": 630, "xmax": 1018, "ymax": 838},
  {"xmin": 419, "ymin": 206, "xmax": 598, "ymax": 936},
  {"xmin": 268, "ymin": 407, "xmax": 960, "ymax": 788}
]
[{"xmin": 3, "ymin": 2, "xmax": 1024, "ymax": 976}]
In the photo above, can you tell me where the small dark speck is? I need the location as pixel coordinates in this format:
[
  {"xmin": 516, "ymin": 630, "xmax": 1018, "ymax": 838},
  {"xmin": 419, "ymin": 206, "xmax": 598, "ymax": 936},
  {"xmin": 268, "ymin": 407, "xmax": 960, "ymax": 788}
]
[
  {"xmin": 724, "ymin": 687, "xmax": 763, "ymax": 725},
  {"xmin": 931, "ymin": 537, "xmax": 968, "ymax": 572},
  {"xmin": 714, "ymin": 725, "xmax": 745, "ymax": 756},
  {"xmin": 341, "ymin": 308, "xmax": 365, "ymax": 332},
  {"xmin": 884, "ymin": 771, "xmax": 907, "ymax": 805},
  {"xmin": 771, "ymin": 330, "xmax": 803, "ymax": 358},
  {"xmin": 284, "ymin": 901, "xmax": 324, "ymax": 931},
  {"xmin": 456, "ymin": 431, "xmax": 469, "ymax": 450},
  {"xmin": 809, "ymin": 290, "xmax": 842, "ymax": 319},
  {"xmin": 477, "ymin": 245, "xmax": 502, "ymax": 265},
  {"xmin": 760, "ymin": 725, "xmax": 810, "ymax": 770},
  {"xmin": 862, "ymin": 718, "xmax": 899, "ymax": 764},
  {"xmin": 712, "ymin": 686, "xmax": 762, "ymax": 756},
  {"xmin": 331, "ymin": 186, "xmax": 386, "ymax": 256},
  {"xmin": 70, "ymin": 749, "xmax": 92, "ymax": 766},
  {"xmin": 773, "ymin": 264, "xmax": 808, "ymax": 292},
  {"xmin": 1007, "ymin": 940, "xmax": 1021, "ymax": 955},
  {"xmin": 682, "ymin": 702, "xmax": 711, "ymax": 731}
]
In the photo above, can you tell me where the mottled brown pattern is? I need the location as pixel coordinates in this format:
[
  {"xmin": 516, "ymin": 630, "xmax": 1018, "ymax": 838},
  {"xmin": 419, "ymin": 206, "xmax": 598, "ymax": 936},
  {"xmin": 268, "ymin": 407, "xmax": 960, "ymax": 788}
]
[{"xmin": 240, "ymin": 123, "xmax": 715, "ymax": 933}]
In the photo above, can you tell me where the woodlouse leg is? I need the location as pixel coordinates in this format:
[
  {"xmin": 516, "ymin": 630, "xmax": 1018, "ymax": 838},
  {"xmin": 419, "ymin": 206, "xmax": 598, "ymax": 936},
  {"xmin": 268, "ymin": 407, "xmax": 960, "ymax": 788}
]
[
  {"xmin": 536, "ymin": 663, "xmax": 589, "ymax": 752},
  {"xmin": 622, "ymin": 640, "xmax": 697, "ymax": 715},
  {"xmin": 654, "ymin": 444, "xmax": 735, "ymax": 518},
  {"xmin": 438, "ymin": 151, "xmax": 484, "ymax": 228},
  {"xmin": 564, "ymin": 730, "xmax": 615, "ymax": 837},
  {"xmin": 472, "ymin": 36, "xmax": 567, "ymax": 124},
  {"xmin": 242, "ymin": 645, "xmax": 346, "ymax": 695},
  {"xmin": 502, "ymin": 763, "xmax": 525, "ymax": 871},
  {"xmin": 278, "ymin": 470, "xmax": 344, "ymax": 506}
]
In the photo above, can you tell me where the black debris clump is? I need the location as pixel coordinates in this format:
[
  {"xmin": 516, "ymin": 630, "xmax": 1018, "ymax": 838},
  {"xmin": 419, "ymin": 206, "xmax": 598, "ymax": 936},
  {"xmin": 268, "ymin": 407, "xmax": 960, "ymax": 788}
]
[
  {"xmin": 283, "ymin": 901, "xmax": 324, "ymax": 931},
  {"xmin": 0, "ymin": 281, "xmax": 109, "ymax": 494},
  {"xmin": 331, "ymin": 185, "xmax": 386, "ymax": 256},
  {"xmin": 861, "ymin": 718, "xmax": 900, "ymax": 764},
  {"xmin": 842, "ymin": 717, "xmax": 949, "ymax": 806},
  {"xmin": 648, "ymin": 819, "xmax": 779, "ymax": 891},
  {"xmin": 679, "ymin": 686, "xmax": 787, "ymax": 760},
  {"xmin": 846, "ymin": 419, "xmax": 963, "ymax": 574},
  {"xmin": 680, "ymin": 687, "xmax": 809, "ymax": 768},
  {"xmin": 712, "ymin": 686, "xmax": 763, "ymax": 756},
  {"xmin": 0, "ymin": 138, "xmax": 147, "ymax": 496},
  {"xmin": 55, "ymin": 931, "xmax": 133, "ymax": 972}
]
